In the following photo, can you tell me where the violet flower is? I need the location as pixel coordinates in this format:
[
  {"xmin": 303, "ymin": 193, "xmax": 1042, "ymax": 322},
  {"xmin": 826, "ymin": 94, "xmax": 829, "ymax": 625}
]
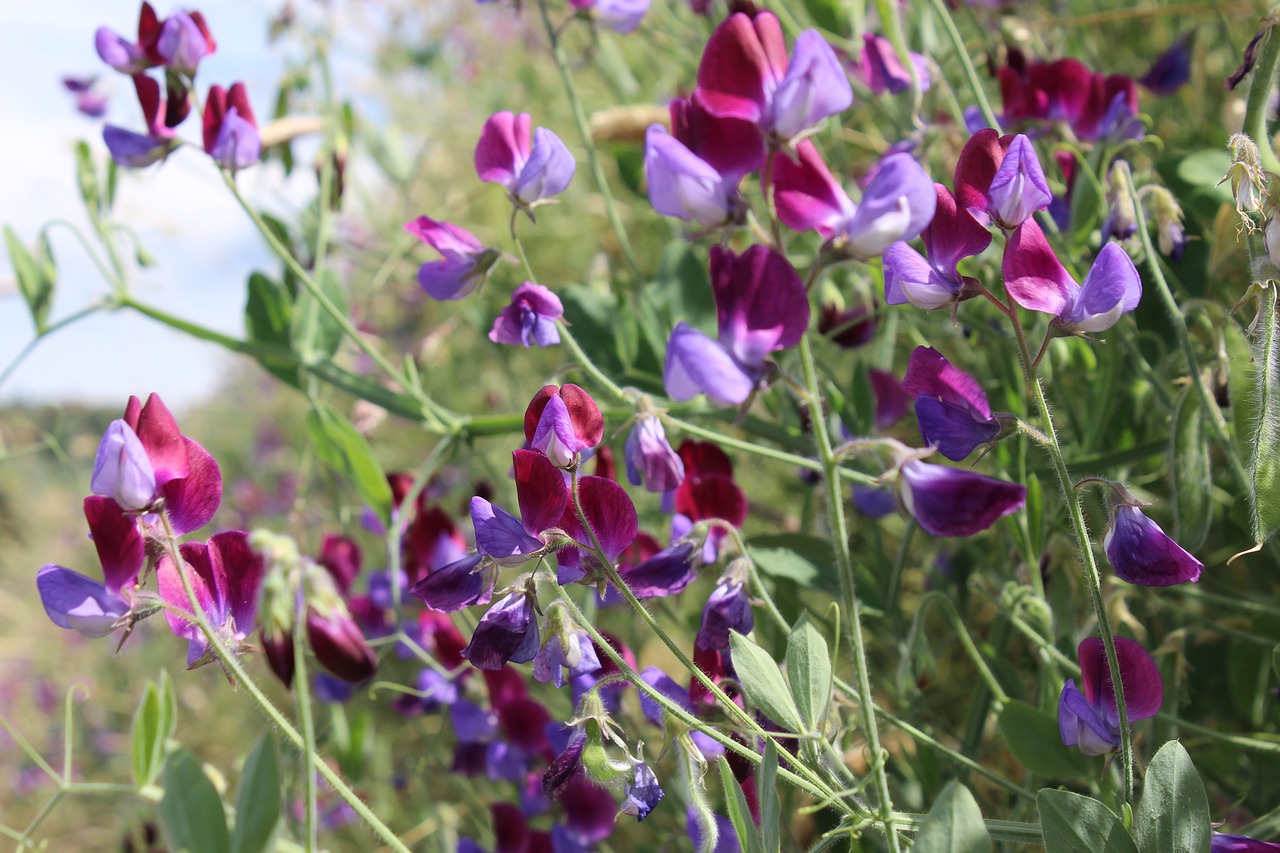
[
  {"xmin": 1058, "ymin": 637, "xmax": 1162, "ymax": 755},
  {"xmin": 625, "ymin": 414, "xmax": 685, "ymax": 493},
  {"xmin": 664, "ymin": 244, "xmax": 809, "ymax": 406},
  {"xmin": 617, "ymin": 543, "xmax": 698, "ymax": 599},
  {"xmin": 525, "ymin": 383, "xmax": 604, "ymax": 469},
  {"xmin": 156, "ymin": 9, "xmax": 216, "ymax": 75},
  {"xmin": 773, "ymin": 141, "xmax": 936, "ymax": 260},
  {"xmin": 475, "ymin": 111, "xmax": 575, "ymax": 209},
  {"xmin": 1003, "ymin": 219, "xmax": 1142, "ymax": 333},
  {"xmin": 1139, "ymin": 33, "xmax": 1193, "ymax": 95},
  {"xmin": 555, "ymin": 475, "xmax": 639, "ymax": 584},
  {"xmin": 103, "ymin": 75, "xmax": 178, "ymax": 168},
  {"xmin": 489, "ymin": 283, "xmax": 563, "ymax": 348},
  {"xmin": 898, "ymin": 460, "xmax": 1025, "ymax": 537},
  {"xmin": 412, "ymin": 554, "xmax": 497, "ymax": 612},
  {"xmin": 850, "ymin": 33, "xmax": 930, "ymax": 95},
  {"xmin": 91, "ymin": 420, "xmax": 156, "ymax": 511},
  {"xmin": 202, "ymin": 83, "xmax": 260, "ymax": 171},
  {"xmin": 95, "ymin": 3, "xmax": 163, "ymax": 74},
  {"xmin": 157, "ymin": 530, "xmax": 265, "ymax": 665},
  {"xmin": 696, "ymin": 11, "xmax": 852, "ymax": 143},
  {"xmin": 954, "ymin": 130, "xmax": 1052, "ymax": 230},
  {"xmin": 1212, "ymin": 834, "xmax": 1280, "ymax": 852},
  {"xmin": 463, "ymin": 589, "xmax": 541, "ymax": 670},
  {"xmin": 568, "ymin": 0, "xmax": 649, "ymax": 34},
  {"xmin": 532, "ymin": 630, "xmax": 601, "ymax": 688},
  {"xmin": 621, "ymin": 762, "xmax": 664, "ymax": 820},
  {"xmin": 694, "ymin": 577, "xmax": 753, "ymax": 651},
  {"xmin": 884, "ymin": 183, "xmax": 992, "ymax": 311},
  {"xmin": 404, "ymin": 216, "xmax": 499, "ymax": 300},
  {"xmin": 62, "ymin": 76, "xmax": 108, "ymax": 117},
  {"xmin": 901, "ymin": 347, "xmax": 1004, "ymax": 461},
  {"xmin": 644, "ymin": 94, "xmax": 764, "ymax": 227},
  {"xmin": 1104, "ymin": 504, "xmax": 1203, "ymax": 586},
  {"xmin": 37, "ymin": 496, "xmax": 143, "ymax": 638},
  {"xmin": 470, "ymin": 450, "xmax": 570, "ymax": 568}
]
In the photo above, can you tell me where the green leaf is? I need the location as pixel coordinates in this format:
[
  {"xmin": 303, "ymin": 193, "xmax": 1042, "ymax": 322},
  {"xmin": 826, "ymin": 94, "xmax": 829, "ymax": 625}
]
[
  {"xmin": 158, "ymin": 748, "xmax": 230, "ymax": 853},
  {"xmin": 560, "ymin": 285, "xmax": 628, "ymax": 378},
  {"xmin": 1273, "ymin": 643, "xmax": 1280, "ymax": 683},
  {"xmin": 306, "ymin": 402, "xmax": 393, "ymax": 526},
  {"xmin": 746, "ymin": 533, "xmax": 840, "ymax": 596},
  {"xmin": 1170, "ymin": 389, "xmax": 1212, "ymax": 550},
  {"xmin": 1176, "ymin": 150, "xmax": 1235, "ymax": 203},
  {"xmin": 244, "ymin": 272, "xmax": 297, "ymax": 386},
  {"xmin": 718, "ymin": 757, "xmax": 764, "ymax": 853},
  {"xmin": 997, "ymin": 700, "xmax": 1088, "ymax": 778},
  {"xmin": 5, "ymin": 226, "xmax": 54, "ymax": 333},
  {"xmin": 1133, "ymin": 741, "xmax": 1210, "ymax": 853},
  {"xmin": 1025, "ymin": 473, "xmax": 1044, "ymax": 556},
  {"xmin": 230, "ymin": 735, "xmax": 281, "ymax": 853},
  {"xmin": 729, "ymin": 631, "xmax": 803, "ymax": 733},
  {"xmin": 291, "ymin": 267, "xmax": 347, "ymax": 361},
  {"xmin": 912, "ymin": 781, "xmax": 993, "ymax": 853},
  {"xmin": 131, "ymin": 672, "xmax": 178, "ymax": 790},
  {"xmin": 1227, "ymin": 321, "xmax": 1259, "ymax": 465},
  {"xmin": 1037, "ymin": 789, "xmax": 1138, "ymax": 853},
  {"xmin": 74, "ymin": 140, "xmax": 101, "ymax": 221},
  {"xmin": 802, "ymin": 0, "xmax": 847, "ymax": 31},
  {"xmin": 786, "ymin": 613, "xmax": 832, "ymax": 735},
  {"xmin": 759, "ymin": 743, "xmax": 780, "ymax": 853},
  {"xmin": 845, "ymin": 361, "xmax": 875, "ymax": 439}
]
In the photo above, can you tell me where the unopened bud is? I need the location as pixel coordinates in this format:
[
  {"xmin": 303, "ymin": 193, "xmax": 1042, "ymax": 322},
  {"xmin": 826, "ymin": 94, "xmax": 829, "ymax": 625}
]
[
  {"xmin": 1222, "ymin": 133, "xmax": 1268, "ymax": 231},
  {"xmin": 1147, "ymin": 186, "xmax": 1187, "ymax": 261}
]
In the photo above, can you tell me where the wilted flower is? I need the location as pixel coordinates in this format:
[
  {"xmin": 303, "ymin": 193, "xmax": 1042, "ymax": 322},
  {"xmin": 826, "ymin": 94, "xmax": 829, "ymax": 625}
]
[
  {"xmin": 1058, "ymin": 636, "xmax": 1162, "ymax": 755},
  {"xmin": 463, "ymin": 589, "xmax": 541, "ymax": 670},
  {"xmin": 621, "ymin": 761, "xmax": 664, "ymax": 820}
]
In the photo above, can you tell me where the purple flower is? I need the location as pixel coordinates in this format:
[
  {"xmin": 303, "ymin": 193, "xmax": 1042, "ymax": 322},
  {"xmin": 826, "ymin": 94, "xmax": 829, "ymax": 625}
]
[
  {"xmin": 470, "ymin": 450, "xmax": 570, "ymax": 568},
  {"xmin": 489, "ymin": 283, "xmax": 563, "ymax": 347},
  {"xmin": 954, "ymin": 130, "xmax": 1052, "ymax": 230},
  {"xmin": 306, "ymin": 604, "xmax": 378, "ymax": 683},
  {"xmin": 1139, "ymin": 33, "xmax": 1193, "ymax": 96},
  {"xmin": 697, "ymin": 12, "xmax": 852, "ymax": 142},
  {"xmin": 884, "ymin": 184, "xmax": 991, "ymax": 310},
  {"xmin": 1003, "ymin": 219, "xmax": 1142, "ymax": 333},
  {"xmin": 404, "ymin": 216, "xmax": 499, "ymax": 300},
  {"xmin": 36, "ymin": 565, "xmax": 129, "ymax": 638},
  {"xmin": 1103, "ymin": 504, "xmax": 1203, "ymax": 586},
  {"xmin": 625, "ymin": 415, "xmax": 685, "ymax": 493},
  {"xmin": 62, "ymin": 76, "xmax": 108, "ymax": 117},
  {"xmin": 103, "ymin": 75, "xmax": 178, "ymax": 168},
  {"xmin": 91, "ymin": 420, "xmax": 156, "ymax": 511},
  {"xmin": 156, "ymin": 10, "xmax": 216, "ymax": 75},
  {"xmin": 463, "ymin": 590, "xmax": 541, "ymax": 670},
  {"xmin": 568, "ymin": 0, "xmax": 649, "ymax": 33},
  {"xmin": 621, "ymin": 762, "xmax": 664, "ymax": 820},
  {"xmin": 618, "ymin": 543, "xmax": 698, "ymax": 599},
  {"xmin": 664, "ymin": 245, "xmax": 809, "ymax": 405},
  {"xmin": 901, "ymin": 347, "xmax": 1002, "ymax": 461},
  {"xmin": 1212, "ymin": 834, "xmax": 1280, "ymax": 852},
  {"xmin": 687, "ymin": 811, "xmax": 742, "ymax": 853},
  {"xmin": 556, "ymin": 475, "xmax": 640, "ymax": 584},
  {"xmin": 157, "ymin": 530, "xmax": 265, "ymax": 665},
  {"xmin": 850, "ymin": 33, "xmax": 931, "ymax": 95},
  {"xmin": 412, "ymin": 554, "xmax": 497, "ymax": 612},
  {"xmin": 695, "ymin": 578, "xmax": 753, "ymax": 651},
  {"xmin": 1058, "ymin": 637, "xmax": 1162, "ymax": 755},
  {"xmin": 898, "ymin": 460, "xmax": 1025, "ymax": 537},
  {"xmin": 532, "ymin": 629, "xmax": 601, "ymax": 688},
  {"xmin": 475, "ymin": 111, "xmax": 575, "ymax": 208},
  {"xmin": 525, "ymin": 384, "xmax": 603, "ymax": 468},
  {"xmin": 202, "ymin": 83, "xmax": 260, "ymax": 171},
  {"xmin": 852, "ymin": 486, "xmax": 898, "ymax": 519},
  {"xmin": 773, "ymin": 141, "xmax": 936, "ymax": 260},
  {"xmin": 95, "ymin": 3, "xmax": 162, "ymax": 74}
]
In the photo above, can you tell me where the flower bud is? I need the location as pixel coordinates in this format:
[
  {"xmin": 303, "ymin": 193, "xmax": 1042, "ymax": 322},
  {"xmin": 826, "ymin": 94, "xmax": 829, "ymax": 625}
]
[
  {"xmin": 1222, "ymin": 133, "xmax": 1267, "ymax": 230},
  {"xmin": 90, "ymin": 420, "xmax": 157, "ymax": 512}
]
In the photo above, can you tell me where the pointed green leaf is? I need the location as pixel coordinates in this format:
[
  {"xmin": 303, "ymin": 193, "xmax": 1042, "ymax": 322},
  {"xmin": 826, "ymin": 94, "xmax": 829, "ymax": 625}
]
[
  {"xmin": 1171, "ymin": 389, "xmax": 1212, "ymax": 550},
  {"xmin": 729, "ymin": 631, "xmax": 803, "ymax": 733},
  {"xmin": 786, "ymin": 613, "xmax": 832, "ymax": 735},
  {"xmin": 130, "ymin": 682, "xmax": 162, "ymax": 789},
  {"xmin": 1038, "ymin": 789, "xmax": 1138, "ymax": 853},
  {"xmin": 759, "ymin": 742, "xmax": 780, "ymax": 853},
  {"xmin": 230, "ymin": 735, "xmax": 281, "ymax": 853},
  {"xmin": 158, "ymin": 748, "xmax": 230, "ymax": 853},
  {"xmin": 244, "ymin": 272, "xmax": 297, "ymax": 386},
  {"xmin": 998, "ymin": 700, "xmax": 1088, "ymax": 778},
  {"xmin": 718, "ymin": 757, "xmax": 764, "ymax": 853},
  {"xmin": 912, "ymin": 781, "xmax": 993, "ymax": 853},
  {"xmin": 74, "ymin": 140, "xmax": 101, "ymax": 221},
  {"xmin": 306, "ymin": 402, "xmax": 393, "ymax": 526},
  {"xmin": 1133, "ymin": 741, "xmax": 1210, "ymax": 853},
  {"xmin": 5, "ymin": 226, "xmax": 54, "ymax": 334}
]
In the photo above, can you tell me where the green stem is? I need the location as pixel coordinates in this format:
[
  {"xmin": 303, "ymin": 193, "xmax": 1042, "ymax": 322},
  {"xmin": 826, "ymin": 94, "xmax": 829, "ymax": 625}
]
[
  {"xmin": 533, "ymin": 0, "xmax": 641, "ymax": 277},
  {"xmin": 795, "ymin": 334, "xmax": 902, "ymax": 852},
  {"xmin": 1010, "ymin": 310, "xmax": 1134, "ymax": 804},
  {"xmin": 293, "ymin": 602, "xmax": 319, "ymax": 852},
  {"xmin": 907, "ymin": 592, "xmax": 1010, "ymax": 705},
  {"xmin": 928, "ymin": 0, "xmax": 1001, "ymax": 132},
  {"xmin": 1244, "ymin": 26, "xmax": 1280, "ymax": 175},
  {"xmin": 156, "ymin": 515, "xmax": 412, "ymax": 853},
  {"xmin": 882, "ymin": 520, "xmax": 916, "ymax": 624},
  {"xmin": 889, "ymin": 813, "xmax": 1043, "ymax": 845}
]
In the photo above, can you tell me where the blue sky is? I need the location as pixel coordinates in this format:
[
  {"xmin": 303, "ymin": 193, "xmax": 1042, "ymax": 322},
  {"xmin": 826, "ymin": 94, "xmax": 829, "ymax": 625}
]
[{"xmin": 0, "ymin": 1, "xmax": 317, "ymax": 411}]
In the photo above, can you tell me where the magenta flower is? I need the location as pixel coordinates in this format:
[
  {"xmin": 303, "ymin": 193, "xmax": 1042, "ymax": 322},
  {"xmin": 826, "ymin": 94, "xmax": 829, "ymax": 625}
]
[
  {"xmin": 1003, "ymin": 219, "xmax": 1142, "ymax": 333},
  {"xmin": 850, "ymin": 33, "xmax": 931, "ymax": 95},
  {"xmin": 554, "ymin": 474, "xmax": 639, "ymax": 584},
  {"xmin": 95, "ymin": 3, "xmax": 163, "ymax": 74},
  {"xmin": 901, "ymin": 347, "xmax": 1003, "ymax": 461},
  {"xmin": 404, "ymin": 216, "xmax": 499, "ymax": 301},
  {"xmin": 999, "ymin": 55, "xmax": 1140, "ymax": 142},
  {"xmin": 773, "ymin": 141, "xmax": 936, "ymax": 260},
  {"xmin": 696, "ymin": 11, "xmax": 852, "ymax": 143},
  {"xmin": 1058, "ymin": 637, "xmax": 1162, "ymax": 755},
  {"xmin": 475, "ymin": 112, "xmax": 575, "ymax": 209},
  {"xmin": 306, "ymin": 605, "xmax": 378, "ymax": 683},
  {"xmin": 664, "ymin": 245, "xmax": 809, "ymax": 405},
  {"xmin": 898, "ymin": 460, "xmax": 1025, "ymax": 537},
  {"xmin": 884, "ymin": 184, "xmax": 991, "ymax": 310},
  {"xmin": 1104, "ymin": 504, "xmax": 1203, "ymax": 586},
  {"xmin": 157, "ymin": 530, "xmax": 265, "ymax": 665},
  {"xmin": 470, "ymin": 450, "xmax": 570, "ymax": 568},
  {"xmin": 524, "ymin": 384, "xmax": 604, "ymax": 469},
  {"xmin": 202, "ymin": 83, "xmax": 259, "ymax": 171},
  {"xmin": 489, "ymin": 283, "xmax": 563, "ymax": 348},
  {"xmin": 462, "ymin": 589, "xmax": 541, "ymax": 670},
  {"xmin": 954, "ymin": 130, "xmax": 1052, "ymax": 230},
  {"xmin": 568, "ymin": 0, "xmax": 649, "ymax": 33},
  {"xmin": 625, "ymin": 415, "xmax": 685, "ymax": 493},
  {"xmin": 103, "ymin": 75, "xmax": 178, "ymax": 167},
  {"xmin": 156, "ymin": 9, "xmax": 216, "ymax": 75}
]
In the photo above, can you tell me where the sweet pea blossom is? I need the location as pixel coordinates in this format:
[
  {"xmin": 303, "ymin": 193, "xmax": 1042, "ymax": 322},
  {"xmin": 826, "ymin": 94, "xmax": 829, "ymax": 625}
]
[
  {"xmin": 202, "ymin": 83, "xmax": 260, "ymax": 171},
  {"xmin": 624, "ymin": 414, "xmax": 685, "ymax": 493},
  {"xmin": 883, "ymin": 184, "xmax": 992, "ymax": 310},
  {"xmin": 404, "ymin": 216, "xmax": 499, "ymax": 300},
  {"xmin": 103, "ymin": 75, "xmax": 179, "ymax": 168},
  {"xmin": 897, "ymin": 460, "xmax": 1025, "ymax": 537},
  {"xmin": 525, "ymin": 384, "xmax": 604, "ymax": 469},
  {"xmin": 95, "ymin": 2, "xmax": 163, "ymax": 73},
  {"xmin": 568, "ymin": 0, "xmax": 649, "ymax": 34},
  {"xmin": 1139, "ymin": 33, "xmax": 1193, "ymax": 95},
  {"xmin": 1104, "ymin": 504, "xmax": 1203, "ymax": 586},
  {"xmin": 475, "ymin": 111, "xmax": 575, "ymax": 209},
  {"xmin": 694, "ymin": 576, "xmax": 753, "ymax": 651},
  {"xmin": 621, "ymin": 762, "xmax": 665, "ymax": 820},
  {"xmin": 62, "ymin": 76, "xmax": 109, "ymax": 117},
  {"xmin": 849, "ymin": 33, "xmax": 931, "ymax": 95},
  {"xmin": 1058, "ymin": 637, "xmax": 1162, "ymax": 755},
  {"xmin": 156, "ymin": 9, "xmax": 216, "ymax": 75},
  {"xmin": 463, "ymin": 589, "xmax": 541, "ymax": 670},
  {"xmin": 469, "ymin": 450, "xmax": 571, "ymax": 568},
  {"xmin": 1212, "ymin": 833, "xmax": 1280, "ymax": 852},
  {"xmin": 773, "ymin": 141, "xmax": 936, "ymax": 260},
  {"xmin": 953, "ymin": 130, "xmax": 1052, "ymax": 230},
  {"xmin": 489, "ymin": 283, "xmax": 563, "ymax": 348},
  {"xmin": 1002, "ymin": 219, "xmax": 1142, "ymax": 333},
  {"xmin": 664, "ymin": 245, "xmax": 809, "ymax": 405},
  {"xmin": 998, "ymin": 53, "xmax": 1140, "ymax": 142},
  {"xmin": 697, "ymin": 11, "xmax": 852, "ymax": 143},
  {"xmin": 157, "ymin": 530, "xmax": 265, "ymax": 665},
  {"xmin": 901, "ymin": 347, "xmax": 1005, "ymax": 461}
]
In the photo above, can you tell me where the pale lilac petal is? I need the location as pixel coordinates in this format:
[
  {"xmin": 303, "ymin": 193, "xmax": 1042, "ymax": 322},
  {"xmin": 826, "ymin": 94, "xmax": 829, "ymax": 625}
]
[
  {"xmin": 1062, "ymin": 242, "xmax": 1142, "ymax": 332},
  {"xmin": 663, "ymin": 323, "xmax": 756, "ymax": 405},
  {"xmin": 513, "ymin": 127, "xmax": 576, "ymax": 204},
  {"xmin": 157, "ymin": 12, "xmax": 211, "ymax": 74},
  {"xmin": 103, "ymin": 125, "xmax": 170, "ymax": 168},
  {"xmin": 769, "ymin": 30, "xmax": 853, "ymax": 139},
  {"xmin": 883, "ymin": 242, "xmax": 957, "ymax": 310},
  {"xmin": 841, "ymin": 153, "xmax": 936, "ymax": 258},
  {"xmin": 489, "ymin": 283, "xmax": 564, "ymax": 348},
  {"xmin": 95, "ymin": 27, "xmax": 146, "ymax": 73},
  {"xmin": 625, "ymin": 416, "xmax": 685, "ymax": 493},
  {"xmin": 596, "ymin": 0, "xmax": 648, "ymax": 33},
  {"xmin": 1002, "ymin": 219, "xmax": 1075, "ymax": 316},
  {"xmin": 644, "ymin": 126, "xmax": 735, "ymax": 226},
  {"xmin": 419, "ymin": 256, "xmax": 482, "ymax": 301},
  {"xmin": 1058, "ymin": 680, "xmax": 1118, "ymax": 755},
  {"xmin": 37, "ymin": 565, "xmax": 129, "ymax": 637},
  {"xmin": 210, "ymin": 107, "xmax": 261, "ymax": 170},
  {"xmin": 988, "ymin": 134, "xmax": 1052, "ymax": 228},
  {"xmin": 90, "ymin": 419, "xmax": 156, "ymax": 511}
]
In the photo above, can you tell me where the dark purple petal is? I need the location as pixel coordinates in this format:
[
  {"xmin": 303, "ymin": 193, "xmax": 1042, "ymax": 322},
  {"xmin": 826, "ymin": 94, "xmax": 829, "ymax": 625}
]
[
  {"xmin": 462, "ymin": 591, "xmax": 541, "ymax": 670},
  {"xmin": 625, "ymin": 416, "xmax": 685, "ymax": 493},
  {"xmin": 852, "ymin": 486, "xmax": 898, "ymax": 519},
  {"xmin": 451, "ymin": 698, "xmax": 499, "ymax": 743},
  {"xmin": 1060, "ymin": 242, "xmax": 1142, "ymax": 333},
  {"xmin": 523, "ymin": 385, "xmax": 604, "ymax": 452},
  {"xmin": 1078, "ymin": 636, "xmax": 1163, "ymax": 721},
  {"xmin": 476, "ymin": 111, "xmax": 532, "ymax": 187},
  {"xmin": 899, "ymin": 460, "xmax": 1025, "ymax": 537},
  {"xmin": 471, "ymin": 497, "xmax": 544, "ymax": 567},
  {"xmin": 687, "ymin": 811, "xmax": 742, "ymax": 853},
  {"xmin": 208, "ymin": 530, "xmax": 264, "ymax": 634},
  {"xmin": 670, "ymin": 94, "xmax": 764, "ymax": 184},
  {"xmin": 639, "ymin": 666, "xmax": 694, "ymax": 724},
  {"xmin": 1002, "ymin": 219, "xmax": 1075, "ymax": 316},
  {"xmin": 90, "ymin": 420, "xmax": 156, "ymax": 511},
  {"xmin": 513, "ymin": 127, "xmax": 576, "ymax": 205},
  {"xmin": 769, "ymin": 30, "xmax": 853, "ymax": 139},
  {"xmin": 514, "ymin": 448, "xmax": 572, "ymax": 532},
  {"xmin": 163, "ymin": 437, "xmax": 222, "ymax": 535},
  {"xmin": 902, "ymin": 347, "xmax": 993, "ymax": 418},
  {"xmin": 132, "ymin": 394, "xmax": 189, "ymax": 486},
  {"xmin": 915, "ymin": 397, "xmax": 1001, "ymax": 461},
  {"xmin": 953, "ymin": 128, "xmax": 1005, "ymax": 222},
  {"xmin": 307, "ymin": 607, "xmax": 378, "ymax": 682},
  {"xmin": 568, "ymin": 476, "xmax": 638, "ymax": 561},
  {"xmin": 412, "ymin": 555, "xmax": 495, "ymax": 612},
  {"xmin": 710, "ymin": 244, "xmax": 810, "ymax": 366},
  {"xmin": 533, "ymin": 631, "xmax": 601, "ymax": 687},
  {"xmin": 871, "ymin": 368, "xmax": 910, "ymax": 429},
  {"xmin": 84, "ymin": 496, "xmax": 144, "ymax": 595},
  {"xmin": 1139, "ymin": 33, "xmax": 1193, "ymax": 95},
  {"xmin": 855, "ymin": 33, "xmax": 929, "ymax": 95},
  {"xmin": 562, "ymin": 776, "xmax": 618, "ymax": 843},
  {"xmin": 543, "ymin": 731, "xmax": 587, "ymax": 798},
  {"xmin": 621, "ymin": 762, "xmax": 664, "ymax": 820},
  {"xmin": 923, "ymin": 183, "xmax": 991, "ymax": 276},
  {"xmin": 1103, "ymin": 505, "xmax": 1202, "ymax": 586},
  {"xmin": 644, "ymin": 126, "xmax": 736, "ymax": 226},
  {"xmin": 317, "ymin": 534, "xmax": 361, "ymax": 595},
  {"xmin": 618, "ymin": 543, "xmax": 698, "ymax": 599},
  {"xmin": 491, "ymin": 802, "xmax": 531, "ymax": 853},
  {"xmin": 695, "ymin": 579, "xmax": 754, "ymax": 651},
  {"xmin": 36, "ymin": 565, "xmax": 128, "ymax": 637},
  {"xmin": 988, "ymin": 135, "xmax": 1052, "ymax": 228},
  {"xmin": 664, "ymin": 323, "xmax": 756, "ymax": 406},
  {"xmin": 1058, "ymin": 679, "xmax": 1118, "ymax": 755},
  {"xmin": 1211, "ymin": 833, "xmax": 1280, "ymax": 852}
]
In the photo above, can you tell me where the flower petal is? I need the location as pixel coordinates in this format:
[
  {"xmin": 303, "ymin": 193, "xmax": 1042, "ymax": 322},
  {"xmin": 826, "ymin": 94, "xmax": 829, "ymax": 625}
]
[
  {"xmin": 1002, "ymin": 219, "xmax": 1075, "ymax": 316},
  {"xmin": 663, "ymin": 323, "xmax": 756, "ymax": 405},
  {"xmin": 36, "ymin": 565, "xmax": 128, "ymax": 637}
]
